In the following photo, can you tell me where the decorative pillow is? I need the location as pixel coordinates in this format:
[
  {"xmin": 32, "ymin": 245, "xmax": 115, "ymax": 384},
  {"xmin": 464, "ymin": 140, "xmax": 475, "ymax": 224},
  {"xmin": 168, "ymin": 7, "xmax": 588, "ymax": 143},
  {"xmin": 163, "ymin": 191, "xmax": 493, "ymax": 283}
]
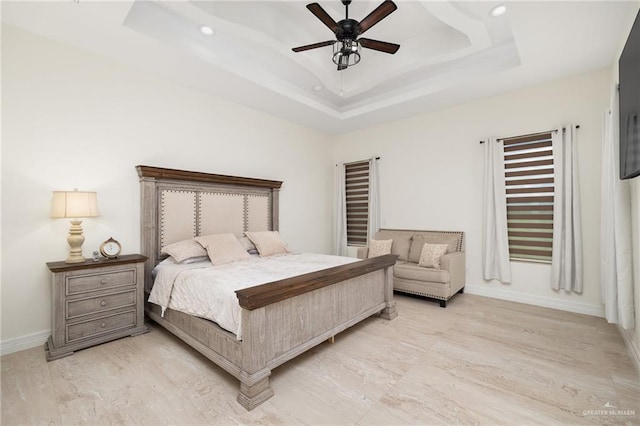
[
  {"xmin": 409, "ymin": 235, "xmax": 458, "ymax": 263},
  {"xmin": 367, "ymin": 239, "xmax": 393, "ymax": 258},
  {"xmin": 238, "ymin": 236, "xmax": 259, "ymax": 255},
  {"xmin": 161, "ymin": 239, "xmax": 207, "ymax": 263},
  {"xmin": 195, "ymin": 233, "xmax": 251, "ymax": 265},
  {"xmin": 245, "ymin": 231, "xmax": 290, "ymax": 257},
  {"xmin": 418, "ymin": 243, "xmax": 449, "ymax": 269}
]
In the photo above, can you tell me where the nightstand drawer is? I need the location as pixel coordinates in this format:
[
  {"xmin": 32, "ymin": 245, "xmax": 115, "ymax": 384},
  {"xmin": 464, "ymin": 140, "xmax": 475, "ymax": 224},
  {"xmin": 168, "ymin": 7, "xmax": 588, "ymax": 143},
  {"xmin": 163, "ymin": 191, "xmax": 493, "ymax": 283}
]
[
  {"xmin": 67, "ymin": 310, "xmax": 136, "ymax": 343},
  {"xmin": 66, "ymin": 290, "xmax": 136, "ymax": 319},
  {"xmin": 66, "ymin": 269, "xmax": 136, "ymax": 295}
]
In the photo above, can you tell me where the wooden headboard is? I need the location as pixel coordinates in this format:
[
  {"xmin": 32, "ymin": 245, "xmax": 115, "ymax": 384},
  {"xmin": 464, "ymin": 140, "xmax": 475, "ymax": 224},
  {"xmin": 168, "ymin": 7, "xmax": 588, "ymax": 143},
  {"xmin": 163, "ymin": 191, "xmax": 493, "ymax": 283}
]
[{"xmin": 137, "ymin": 165, "xmax": 282, "ymax": 291}]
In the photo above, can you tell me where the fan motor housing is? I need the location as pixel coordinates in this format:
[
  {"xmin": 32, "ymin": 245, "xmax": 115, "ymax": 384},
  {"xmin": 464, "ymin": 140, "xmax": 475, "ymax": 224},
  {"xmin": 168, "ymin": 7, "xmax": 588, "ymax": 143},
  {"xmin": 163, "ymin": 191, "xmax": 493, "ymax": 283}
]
[{"xmin": 336, "ymin": 19, "xmax": 359, "ymax": 40}]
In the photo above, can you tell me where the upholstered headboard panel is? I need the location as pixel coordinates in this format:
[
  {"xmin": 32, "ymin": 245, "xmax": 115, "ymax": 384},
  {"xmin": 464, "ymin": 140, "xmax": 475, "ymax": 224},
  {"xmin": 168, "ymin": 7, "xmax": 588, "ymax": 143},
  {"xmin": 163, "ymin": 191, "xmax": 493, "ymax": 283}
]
[
  {"xmin": 137, "ymin": 165, "xmax": 282, "ymax": 291},
  {"xmin": 159, "ymin": 190, "xmax": 271, "ymax": 248}
]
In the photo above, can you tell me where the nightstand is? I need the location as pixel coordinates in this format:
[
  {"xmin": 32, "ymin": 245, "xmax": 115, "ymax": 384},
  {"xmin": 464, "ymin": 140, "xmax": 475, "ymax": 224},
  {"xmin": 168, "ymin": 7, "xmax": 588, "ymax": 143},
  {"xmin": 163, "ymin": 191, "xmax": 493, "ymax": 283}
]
[{"xmin": 45, "ymin": 254, "xmax": 148, "ymax": 361}]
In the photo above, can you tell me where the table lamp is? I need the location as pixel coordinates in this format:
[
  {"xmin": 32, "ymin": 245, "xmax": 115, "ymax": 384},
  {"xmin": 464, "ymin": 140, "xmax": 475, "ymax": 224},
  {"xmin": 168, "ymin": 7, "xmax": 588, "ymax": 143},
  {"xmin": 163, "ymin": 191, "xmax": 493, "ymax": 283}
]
[{"xmin": 51, "ymin": 190, "xmax": 99, "ymax": 263}]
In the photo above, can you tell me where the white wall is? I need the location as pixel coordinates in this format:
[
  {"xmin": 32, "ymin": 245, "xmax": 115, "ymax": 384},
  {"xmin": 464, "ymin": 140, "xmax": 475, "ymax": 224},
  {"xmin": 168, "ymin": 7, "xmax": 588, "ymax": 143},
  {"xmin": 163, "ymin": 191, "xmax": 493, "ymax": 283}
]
[
  {"xmin": 0, "ymin": 25, "xmax": 333, "ymax": 353},
  {"xmin": 331, "ymin": 68, "xmax": 611, "ymax": 316}
]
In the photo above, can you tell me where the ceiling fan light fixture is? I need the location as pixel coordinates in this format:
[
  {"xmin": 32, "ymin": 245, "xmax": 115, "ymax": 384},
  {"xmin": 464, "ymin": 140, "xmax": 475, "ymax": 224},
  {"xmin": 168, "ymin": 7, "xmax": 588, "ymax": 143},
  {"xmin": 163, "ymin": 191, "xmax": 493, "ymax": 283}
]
[
  {"xmin": 489, "ymin": 4, "xmax": 507, "ymax": 17},
  {"xmin": 332, "ymin": 39, "xmax": 361, "ymax": 70},
  {"xmin": 292, "ymin": 1, "xmax": 399, "ymax": 71}
]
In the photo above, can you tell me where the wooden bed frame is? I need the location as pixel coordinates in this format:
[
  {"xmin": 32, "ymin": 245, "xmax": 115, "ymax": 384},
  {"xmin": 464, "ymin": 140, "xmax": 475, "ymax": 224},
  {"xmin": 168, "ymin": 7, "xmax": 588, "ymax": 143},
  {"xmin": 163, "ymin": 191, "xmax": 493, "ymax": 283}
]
[{"xmin": 137, "ymin": 165, "xmax": 397, "ymax": 410}]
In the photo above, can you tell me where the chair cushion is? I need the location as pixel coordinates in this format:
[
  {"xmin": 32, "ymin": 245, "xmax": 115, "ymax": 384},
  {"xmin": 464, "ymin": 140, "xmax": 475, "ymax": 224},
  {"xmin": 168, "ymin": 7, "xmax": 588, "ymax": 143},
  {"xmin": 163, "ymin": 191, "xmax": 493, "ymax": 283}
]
[
  {"xmin": 375, "ymin": 230, "xmax": 412, "ymax": 261},
  {"xmin": 394, "ymin": 262, "xmax": 450, "ymax": 284}
]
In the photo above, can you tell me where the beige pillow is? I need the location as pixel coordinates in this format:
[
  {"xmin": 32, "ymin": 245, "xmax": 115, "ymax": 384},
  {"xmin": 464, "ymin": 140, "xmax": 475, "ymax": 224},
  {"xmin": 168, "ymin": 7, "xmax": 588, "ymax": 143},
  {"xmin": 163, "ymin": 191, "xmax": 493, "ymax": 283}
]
[
  {"xmin": 418, "ymin": 243, "xmax": 449, "ymax": 269},
  {"xmin": 245, "ymin": 231, "xmax": 290, "ymax": 257},
  {"xmin": 368, "ymin": 239, "xmax": 393, "ymax": 258},
  {"xmin": 161, "ymin": 239, "xmax": 207, "ymax": 263},
  {"xmin": 195, "ymin": 233, "xmax": 251, "ymax": 265},
  {"xmin": 409, "ymin": 235, "xmax": 458, "ymax": 263}
]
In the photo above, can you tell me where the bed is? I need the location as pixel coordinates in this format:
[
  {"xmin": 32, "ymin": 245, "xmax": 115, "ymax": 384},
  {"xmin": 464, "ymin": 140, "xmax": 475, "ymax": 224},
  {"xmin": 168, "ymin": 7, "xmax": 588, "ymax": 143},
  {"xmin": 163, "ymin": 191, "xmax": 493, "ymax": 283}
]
[{"xmin": 137, "ymin": 165, "xmax": 397, "ymax": 410}]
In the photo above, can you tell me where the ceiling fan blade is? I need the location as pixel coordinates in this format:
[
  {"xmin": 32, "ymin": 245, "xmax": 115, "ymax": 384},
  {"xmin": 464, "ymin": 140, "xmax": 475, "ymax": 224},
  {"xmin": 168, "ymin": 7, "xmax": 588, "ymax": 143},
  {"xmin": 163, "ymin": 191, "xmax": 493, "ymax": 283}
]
[
  {"xmin": 292, "ymin": 40, "xmax": 335, "ymax": 52},
  {"xmin": 306, "ymin": 3, "xmax": 340, "ymax": 34},
  {"xmin": 357, "ymin": 0, "xmax": 398, "ymax": 35},
  {"xmin": 359, "ymin": 38, "xmax": 400, "ymax": 54}
]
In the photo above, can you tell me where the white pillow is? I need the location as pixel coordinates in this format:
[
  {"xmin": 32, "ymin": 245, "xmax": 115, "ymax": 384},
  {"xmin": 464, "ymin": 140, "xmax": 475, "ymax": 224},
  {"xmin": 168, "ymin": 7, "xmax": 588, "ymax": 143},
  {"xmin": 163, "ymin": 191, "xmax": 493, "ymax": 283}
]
[
  {"xmin": 368, "ymin": 239, "xmax": 393, "ymax": 258},
  {"xmin": 418, "ymin": 243, "xmax": 449, "ymax": 269},
  {"xmin": 161, "ymin": 239, "xmax": 207, "ymax": 263},
  {"xmin": 245, "ymin": 231, "xmax": 290, "ymax": 257},
  {"xmin": 195, "ymin": 233, "xmax": 251, "ymax": 265}
]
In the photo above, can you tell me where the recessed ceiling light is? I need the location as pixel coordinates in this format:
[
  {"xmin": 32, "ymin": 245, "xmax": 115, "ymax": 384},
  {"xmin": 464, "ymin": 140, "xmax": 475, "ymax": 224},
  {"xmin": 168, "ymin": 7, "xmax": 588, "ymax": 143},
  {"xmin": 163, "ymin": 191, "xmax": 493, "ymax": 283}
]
[
  {"xmin": 312, "ymin": 84, "xmax": 323, "ymax": 92},
  {"xmin": 489, "ymin": 4, "xmax": 507, "ymax": 17},
  {"xmin": 199, "ymin": 25, "xmax": 215, "ymax": 36}
]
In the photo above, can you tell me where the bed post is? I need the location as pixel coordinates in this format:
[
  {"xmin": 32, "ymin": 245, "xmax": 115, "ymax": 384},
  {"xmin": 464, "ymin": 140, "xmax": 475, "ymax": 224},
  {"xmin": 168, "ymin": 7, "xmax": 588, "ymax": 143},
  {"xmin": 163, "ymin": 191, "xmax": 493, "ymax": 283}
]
[
  {"xmin": 138, "ymin": 174, "xmax": 157, "ymax": 293},
  {"xmin": 271, "ymin": 188, "xmax": 279, "ymax": 231},
  {"xmin": 237, "ymin": 308, "xmax": 274, "ymax": 410},
  {"xmin": 380, "ymin": 265, "xmax": 397, "ymax": 320},
  {"xmin": 237, "ymin": 370, "xmax": 273, "ymax": 411}
]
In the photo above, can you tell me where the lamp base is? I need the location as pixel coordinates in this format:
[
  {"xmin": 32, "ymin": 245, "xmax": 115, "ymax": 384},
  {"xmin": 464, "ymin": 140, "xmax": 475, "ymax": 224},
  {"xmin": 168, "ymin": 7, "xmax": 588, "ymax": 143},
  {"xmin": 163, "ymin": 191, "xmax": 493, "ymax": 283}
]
[
  {"xmin": 65, "ymin": 254, "xmax": 86, "ymax": 264},
  {"xmin": 65, "ymin": 219, "xmax": 86, "ymax": 264}
]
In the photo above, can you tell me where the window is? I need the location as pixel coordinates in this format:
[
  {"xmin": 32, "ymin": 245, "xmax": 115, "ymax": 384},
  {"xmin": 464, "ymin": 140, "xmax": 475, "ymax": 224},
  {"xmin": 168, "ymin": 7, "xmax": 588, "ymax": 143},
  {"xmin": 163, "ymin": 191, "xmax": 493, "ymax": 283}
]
[
  {"xmin": 345, "ymin": 160, "xmax": 370, "ymax": 246},
  {"xmin": 503, "ymin": 132, "xmax": 554, "ymax": 262}
]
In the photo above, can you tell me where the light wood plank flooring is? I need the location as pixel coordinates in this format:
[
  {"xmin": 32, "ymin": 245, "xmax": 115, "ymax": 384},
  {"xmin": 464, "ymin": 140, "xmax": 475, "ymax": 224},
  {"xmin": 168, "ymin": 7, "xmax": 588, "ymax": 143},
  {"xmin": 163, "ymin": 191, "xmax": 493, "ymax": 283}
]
[{"xmin": 2, "ymin": 294, "xmax": 639, "ymax": 425}]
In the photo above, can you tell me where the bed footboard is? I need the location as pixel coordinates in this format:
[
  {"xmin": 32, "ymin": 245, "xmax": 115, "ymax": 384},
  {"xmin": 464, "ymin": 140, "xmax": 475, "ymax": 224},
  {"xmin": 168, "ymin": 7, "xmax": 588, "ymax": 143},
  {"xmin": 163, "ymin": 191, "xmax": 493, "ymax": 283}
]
[
  {"xmin": 236, "ymin": 254, "xmax": 397, "ymax": 409},
  {"xmin": 144, "ymin": 256, "xmax": 396, "ymax": 411}
]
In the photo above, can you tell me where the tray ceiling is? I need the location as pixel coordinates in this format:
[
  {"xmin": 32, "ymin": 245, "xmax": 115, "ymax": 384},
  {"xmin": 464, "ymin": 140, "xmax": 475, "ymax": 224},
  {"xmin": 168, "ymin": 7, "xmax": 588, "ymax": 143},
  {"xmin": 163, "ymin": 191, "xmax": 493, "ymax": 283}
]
[{"xmin": 2, "ymin": 1, "xmax": 637, "ymax": 134}]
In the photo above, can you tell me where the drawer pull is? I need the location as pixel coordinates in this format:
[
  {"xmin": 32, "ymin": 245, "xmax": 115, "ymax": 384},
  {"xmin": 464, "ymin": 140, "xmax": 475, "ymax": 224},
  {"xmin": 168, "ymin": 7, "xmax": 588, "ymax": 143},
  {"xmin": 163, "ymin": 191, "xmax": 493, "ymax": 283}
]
[
  {"xmin": 100, "ymin": 322, "xmax": 106, "ymax": 328},
  {"xmin": 100, "ymin": 300, "xmax": 107, "ymax": 307},
  {"xmin": 100, "ymin": 279, "xmax": 107, "ymax": 285}
]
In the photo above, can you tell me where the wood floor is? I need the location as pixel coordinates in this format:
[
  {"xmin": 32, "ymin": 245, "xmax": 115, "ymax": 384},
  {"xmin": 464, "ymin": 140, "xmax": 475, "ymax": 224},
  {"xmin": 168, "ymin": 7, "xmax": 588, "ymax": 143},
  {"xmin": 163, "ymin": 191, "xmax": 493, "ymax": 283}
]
[{"xmin": 2, "ymin": 293, "xmax": 639, "ymax": 425}]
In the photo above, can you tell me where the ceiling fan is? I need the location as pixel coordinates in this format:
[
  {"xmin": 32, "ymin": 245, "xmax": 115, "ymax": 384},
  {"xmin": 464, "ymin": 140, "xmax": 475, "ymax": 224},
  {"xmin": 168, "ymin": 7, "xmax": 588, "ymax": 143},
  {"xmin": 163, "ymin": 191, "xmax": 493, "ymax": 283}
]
[{"xmin": 292, "ymin": 0, "xmax": 400, "ymax": 71}]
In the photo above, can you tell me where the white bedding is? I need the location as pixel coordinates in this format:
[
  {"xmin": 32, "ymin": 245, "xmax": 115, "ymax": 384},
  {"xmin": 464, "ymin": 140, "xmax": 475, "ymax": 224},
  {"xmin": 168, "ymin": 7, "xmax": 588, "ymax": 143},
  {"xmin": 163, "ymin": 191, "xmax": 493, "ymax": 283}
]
[{"xmin": 148, "ymin": 253, "xmax": 358, "ymax": 340}]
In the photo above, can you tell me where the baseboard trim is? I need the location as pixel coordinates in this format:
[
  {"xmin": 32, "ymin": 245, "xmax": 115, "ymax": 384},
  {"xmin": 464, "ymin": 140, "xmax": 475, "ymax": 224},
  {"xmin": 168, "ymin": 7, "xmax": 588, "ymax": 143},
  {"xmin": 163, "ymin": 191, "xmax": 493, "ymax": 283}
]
[
  {"xmin": 618, "ymin": 326, "xmax": 640, "ymax": 380},
  {"xmin": 464, "ymin": 284, "xmax": 605, "ymax": 317},
  {"xmin": 0, "ymin": 330, "xmax": 50, "ymax": 356}
]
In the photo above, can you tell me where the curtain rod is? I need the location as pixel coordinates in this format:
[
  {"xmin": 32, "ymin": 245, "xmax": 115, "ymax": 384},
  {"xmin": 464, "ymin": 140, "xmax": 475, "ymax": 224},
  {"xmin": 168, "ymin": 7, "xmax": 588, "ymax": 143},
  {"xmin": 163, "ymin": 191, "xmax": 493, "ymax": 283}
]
[
  {"xmin": 337, "ymin": 157, "xmax": 380, "ymax": 166},
  {"xmin": 479, "ymin": 125, "xmax": 580, "ymax": 144}
]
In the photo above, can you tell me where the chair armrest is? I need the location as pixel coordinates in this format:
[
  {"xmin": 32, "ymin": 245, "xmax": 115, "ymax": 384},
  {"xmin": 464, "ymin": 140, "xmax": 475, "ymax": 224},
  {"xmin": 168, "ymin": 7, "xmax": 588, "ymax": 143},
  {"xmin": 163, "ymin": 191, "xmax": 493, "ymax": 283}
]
[
  {"xmin": 440, "ymin": 251, "xmax": 466, "ymax": 293},
  {"xmin": 356, "ymin": 247, "xmax": 369, "ymax": 259}
]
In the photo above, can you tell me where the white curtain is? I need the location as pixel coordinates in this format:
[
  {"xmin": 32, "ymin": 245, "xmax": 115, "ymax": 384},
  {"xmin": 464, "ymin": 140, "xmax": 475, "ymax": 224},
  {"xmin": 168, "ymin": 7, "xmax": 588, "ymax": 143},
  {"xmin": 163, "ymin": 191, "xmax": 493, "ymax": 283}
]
[
  {"xmin": 551, "ymin": 125, "xmax": 583, "ymax": 292},
  {"xmin": 367, "ymin": 157, "xmax": 381, "ymax": 242},
  {"xmin": 334, "ymin": 163, "xmax": 348, "ymax": 256},
  {"xmin": 482, "ymin": 137, "xmax": 512, "ymax": 283},
  {"xmin": 601, "ymin": 86, "xmax": 634, "ymax": 328}
]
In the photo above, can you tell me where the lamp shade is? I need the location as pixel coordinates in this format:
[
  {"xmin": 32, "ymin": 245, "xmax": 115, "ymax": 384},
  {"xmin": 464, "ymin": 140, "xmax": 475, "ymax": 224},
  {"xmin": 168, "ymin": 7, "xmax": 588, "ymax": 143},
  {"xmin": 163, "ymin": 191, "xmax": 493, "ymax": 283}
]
[{"xmin": 51, "ymin": 191, "xmax": 99, "ymax": 218}]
